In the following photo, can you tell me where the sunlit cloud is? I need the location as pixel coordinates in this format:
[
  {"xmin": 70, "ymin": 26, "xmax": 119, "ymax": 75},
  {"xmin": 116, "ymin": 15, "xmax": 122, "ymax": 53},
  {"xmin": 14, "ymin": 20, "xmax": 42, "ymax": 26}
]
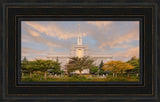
[
  {"xmin": 87, "ymin": 21, "xmax": 113, "ymax": 28},
  {"xmin": 24, "ymin": 21, "xmax": 83, "ymax": 40},
  {"xmin": 114, "ymin": 47, "xmax": 139, "ymax": 61},
  {"xmin": 98, "ymin": 26, "xmax": 139, "ymax": 49},
  {"xmin": 22, "ymin": 47, "xmax": 45, "ymax": 55}
]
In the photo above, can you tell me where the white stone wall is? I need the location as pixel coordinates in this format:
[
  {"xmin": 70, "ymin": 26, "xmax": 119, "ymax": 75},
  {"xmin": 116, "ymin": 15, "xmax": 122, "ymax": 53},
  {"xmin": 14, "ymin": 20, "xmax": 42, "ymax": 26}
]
[
  {"xmin": 46, "ymin": 45, "xmax": 113, "ymax": 74},
  {"xmin": 47, "ymin": 56, "xmax": 112, "ymax": 74}
]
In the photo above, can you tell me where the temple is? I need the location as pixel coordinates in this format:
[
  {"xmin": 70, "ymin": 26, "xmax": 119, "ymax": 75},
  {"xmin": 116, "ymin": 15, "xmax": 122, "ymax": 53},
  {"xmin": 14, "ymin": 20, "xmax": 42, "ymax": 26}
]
[{"xmin": 46, "ymin": 25, "xmax": 113, "ymax": 74}]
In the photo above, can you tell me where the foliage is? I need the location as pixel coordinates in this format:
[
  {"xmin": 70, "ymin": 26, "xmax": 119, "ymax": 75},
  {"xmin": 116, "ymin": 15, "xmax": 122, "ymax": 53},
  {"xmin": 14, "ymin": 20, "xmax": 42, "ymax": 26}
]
[
  {"xmin": 126, "ymin": 56, "xmax": 140, "ymax": 73},
  {"xmin": 35, "ymin": 59, "xmax": 53, "ymax": 72},
  {"xmin": 90, "ymin": 66, "xmax": 99, "ymax": 75},
  {"xmin": 21, "ymin": 56, "xmax": 28, "ymax": 71},
  {"xmin": 99, "ymin": 60, "xmax": 104, "ymax": 69},
  {"xmin": 56, "ymin": 56, "xmax": 59, "ymax": 62},
  {"xmin": 98, "ymin": 60, "xmax": 108, "ymax": 75},
  {"xmin": 51, "ymin": 61, "xmax": 61, "ymax": 74},
  {"xmin": 22, "ymin": 60, "xmax": 39, "ymax": 73},
  {"xmin": 21, "ymin": 59, "xmax": 62, "ymax": 79},
  {"xmin": 102, "ymin": 60, "xmax": 134, "ymax": 77},
  {"xmin": 66, "ymin": 56, "xmax": 94, "ymax": 75}
]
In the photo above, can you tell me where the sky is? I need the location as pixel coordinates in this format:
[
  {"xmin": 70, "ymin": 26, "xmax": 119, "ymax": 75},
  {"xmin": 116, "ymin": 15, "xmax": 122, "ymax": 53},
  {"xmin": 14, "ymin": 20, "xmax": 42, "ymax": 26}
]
[{"xmin": 21, "ymin": 21, "xmax": 139, "ymax": 61}]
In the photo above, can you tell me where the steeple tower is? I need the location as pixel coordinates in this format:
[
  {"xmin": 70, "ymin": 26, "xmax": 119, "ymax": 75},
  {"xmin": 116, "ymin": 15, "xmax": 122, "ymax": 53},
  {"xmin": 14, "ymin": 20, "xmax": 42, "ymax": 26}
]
[
  {"xmin": 77, "ymin": 35, "xmax": 82, "ymax": 45},
  {"xmin": 77, "ymin": 24, "xmax": 82, "ymax": 45}
]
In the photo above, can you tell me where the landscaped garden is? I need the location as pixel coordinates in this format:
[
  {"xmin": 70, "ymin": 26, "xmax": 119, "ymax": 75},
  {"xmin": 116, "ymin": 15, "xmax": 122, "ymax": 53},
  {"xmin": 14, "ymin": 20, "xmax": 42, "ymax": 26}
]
[{"xmin": 21, "ymin": 56, "xmax": 140, "ymax": 82}]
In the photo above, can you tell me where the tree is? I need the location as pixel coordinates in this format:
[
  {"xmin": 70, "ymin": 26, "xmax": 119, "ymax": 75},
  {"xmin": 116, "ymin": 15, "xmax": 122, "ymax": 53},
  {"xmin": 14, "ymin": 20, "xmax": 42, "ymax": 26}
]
[
  {"xmin": 66, "ymin": 56, "xmax": 94, "ymax": 75},
  {"xmin": 98, "ymin": 60, "xmax": 106, "ymax": 75},
  {"xmin": 102, "ymin": 61, "xmax": 119, "ymax": 78},
  {"xmin": 102, "ymin": 61, "xmax": 134, "ymax": 78},
  {"xmin": 56, "ymin": 56, "xmax": 59, "ymax": 63},
  {"xmin": 21, "ymin": 57, "xmax": 38, "ymax": 78},
  {"xmin": 51, "ymin": 61, "xmax": 61, "ymax": 74},
  {"xmin": 35, "ymin": 59, "xmax": 55, "ymax": 80},
  {"xmin": 24, "ymin": 61, "xmax": 38, "ymax": 78},
  {"xmin": 99, "ymin": 60, "xmax": 104, "ymax": 69},
  {"xmin": 124, "ymin": 63, "xmax": 135, "ymax": 78},
  {"xmin": 21, "ymin": 57, "xmax": 28, "ymax": 71},
  {"xmin": 127, "ymin": 56, "xmax": 140, "ymax": 74},
  {"xmin": 21, "ymin": 57, "xmax": 28, "ymax": 77},
  {"xmin": 90, "ymin": 66, "xmax": 99, "ymax": 75}
]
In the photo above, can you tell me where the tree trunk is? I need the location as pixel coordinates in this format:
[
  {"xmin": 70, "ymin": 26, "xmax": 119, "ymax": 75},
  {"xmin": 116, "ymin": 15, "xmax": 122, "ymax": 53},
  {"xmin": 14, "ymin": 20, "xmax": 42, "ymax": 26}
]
[
  {"xmin": 44, "ymin": 71, "xmax": 47, "ymax": 80},
  {"xmin": 127, "ymin": 72, "xmax": 130, "ymax": 78},
  {"xmin": 115, "ymin": 72, "xmax": 117, "ymax": 78},
  {"xmin": 79, "ymin": 71, "xmax": 82, "ymax": 76},
  {"xmin": 113, "ymin": 73, "xmax": 115, "ymax": 78},
  {"xmin": 30, "ymin": 72, "xmax": 32, "ymax": 78},
  {"xmin": 121, "ymin": 70, "xmax": 123, "ymax": 77},
  {"xmin": 22, "ymin": 72, "xmax": 24, "ymax": 78}
]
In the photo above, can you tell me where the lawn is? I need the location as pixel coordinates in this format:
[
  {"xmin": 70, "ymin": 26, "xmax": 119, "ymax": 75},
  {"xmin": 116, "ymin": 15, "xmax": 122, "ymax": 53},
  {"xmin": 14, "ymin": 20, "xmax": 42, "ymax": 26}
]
[{"xmin": 21, "ymin": 73, "xmax": 139, "ymax": 82}]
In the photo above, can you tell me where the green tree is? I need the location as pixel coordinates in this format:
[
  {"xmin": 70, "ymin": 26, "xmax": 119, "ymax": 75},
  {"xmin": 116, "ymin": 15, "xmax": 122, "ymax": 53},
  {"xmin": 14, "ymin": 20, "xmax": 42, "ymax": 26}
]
[
  {"xmin": 90, "ymin": 66, "xmax": 99, "ymax": 75},
  {"xmin": 56, "ymin": 56, "xmax": 59, "ymax": 62},
  {"xmin": 127, "ymin": 56, "xmax": 140, "ymax": 75},
  {"xmin": 98, "ymin": 60, "xmax": 105, "ymax": 75},
  {"xmin": 21, "ymin": 57, "xmax": 28, "ymax": 77},
  {"xmin": 25, "ymin": 61, "xmax": 38, "ymax": 78},
  {"xmin": 66, "ymin": 56, "xmax": 94, "ymax": 75},
  {"xmin": 99, "ymin": 60, "xmax": 104, "ymax": 69},
  {"xmin": 35, "ymin": 59, "xmax": 55, "ymax": 80},
  {"xmin": 51, "ymin": 61, "xmax": 61, "ymax": 74},
  {"xmin": 21, "ymin": 57, "xmax": 28, "ymax": 71}
]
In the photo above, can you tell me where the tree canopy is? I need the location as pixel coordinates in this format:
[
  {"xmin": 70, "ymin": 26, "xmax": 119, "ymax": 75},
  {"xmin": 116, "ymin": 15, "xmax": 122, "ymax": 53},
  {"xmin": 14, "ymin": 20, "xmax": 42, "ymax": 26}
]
[
  {"xmin": 102, "ymin": 60, "xmax": 134, "ymax": 77},
  {"xmin": 126, "ymin": 56, "xmax": 139, "ymax": 73},
  {"xmin": 66, "ymin": 56, "xmax": 94, "ymax": 75},
  {"xmin": 90, "ymin": 66, "xmax": 99, "ymax": 75}
]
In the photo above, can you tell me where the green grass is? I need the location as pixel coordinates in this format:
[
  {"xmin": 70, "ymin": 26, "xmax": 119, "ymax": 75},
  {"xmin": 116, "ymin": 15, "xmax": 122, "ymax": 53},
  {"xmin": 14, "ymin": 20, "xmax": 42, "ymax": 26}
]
[{"xmin": 21, "ymin": 73, "xmax": 139, "ymax": 82}]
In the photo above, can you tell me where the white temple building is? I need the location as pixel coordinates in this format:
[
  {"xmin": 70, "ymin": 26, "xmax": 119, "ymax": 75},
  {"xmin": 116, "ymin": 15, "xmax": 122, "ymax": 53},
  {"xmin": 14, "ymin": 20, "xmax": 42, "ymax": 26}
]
[{"xmin": 46, "ymin": 33, "xmax": 113, "ymax": 74}]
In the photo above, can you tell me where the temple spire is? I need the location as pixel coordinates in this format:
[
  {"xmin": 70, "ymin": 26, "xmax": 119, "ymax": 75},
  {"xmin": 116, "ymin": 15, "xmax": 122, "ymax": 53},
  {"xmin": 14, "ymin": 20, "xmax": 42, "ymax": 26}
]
[{"xmin": 77, "ymin": 24, "xmax": 82, "ymax": 45}]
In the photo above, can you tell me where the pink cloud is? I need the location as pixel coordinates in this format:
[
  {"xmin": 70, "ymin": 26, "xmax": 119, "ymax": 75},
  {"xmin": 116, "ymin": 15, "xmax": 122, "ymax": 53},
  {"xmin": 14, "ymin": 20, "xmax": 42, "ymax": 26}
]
[
  {"xmin": 87, "ymin": 21, "xmax": 112, "ymax": 28},
  {"xmin": 22, "ymin": 47, "xmax": 45, "ymax": 55},
  {"xmin": 98, "ymin": 24, "xmax": 139, "ymax": 49},
  {"xmin": 24, "ymin": 21, "xmax": 80, "ymax": 40},
  {"xmin": 114, "ymin": 47, "xmax": 139, "ymax": 61},
  {"xmin": 22, "ymin": 24, "xmax": 63, "ymax": 48}
]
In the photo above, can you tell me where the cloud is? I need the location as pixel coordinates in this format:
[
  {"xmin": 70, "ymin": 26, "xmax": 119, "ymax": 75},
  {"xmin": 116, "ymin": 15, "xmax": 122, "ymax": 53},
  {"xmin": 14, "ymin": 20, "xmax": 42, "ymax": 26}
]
[
  {"xmin": 22, "ymin": 24, "xmax": 65, "ymax": 48},
  {"xmin": 99, "ymin": 27, "xmax": 139, "ymax": 49},
  {"xmin": 22, "ymin": 47, "xmax": 45, "ymax": 55},
  {"xmin": 114, "ymin": 47, "xmax": 139, "ymax": 61},
  {"xmin": 87, "ymin": 21, "xmax": 112, "ymax": 28},
  {"xmin": 21, "ymin": 52, "xmax": 30, "ymax": 56},
  {"xmin": 24, "ymin": 21, "xmax": 81, "ymax": 40},
  {"xmin": 86, "ymin": 22, "xmax": 139, "ymax": 50},
  {"xmin": 22, "ymin": 21, "xmax": 139, "ymax": 61},
  {"xmin": 27, "ymin": 28, "xmax": 40, "ymax": 37}
]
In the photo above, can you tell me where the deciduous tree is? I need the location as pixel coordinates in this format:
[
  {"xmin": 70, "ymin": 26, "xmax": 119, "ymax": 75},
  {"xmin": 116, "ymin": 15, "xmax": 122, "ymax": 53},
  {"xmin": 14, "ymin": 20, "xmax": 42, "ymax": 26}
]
[
  {"xmin": 102, "ymin": 60, "xmax": 134, "ymax": 78},
  {"xmin": 66, "ymin": 56, "xmax": 94, "ymax": 75}
]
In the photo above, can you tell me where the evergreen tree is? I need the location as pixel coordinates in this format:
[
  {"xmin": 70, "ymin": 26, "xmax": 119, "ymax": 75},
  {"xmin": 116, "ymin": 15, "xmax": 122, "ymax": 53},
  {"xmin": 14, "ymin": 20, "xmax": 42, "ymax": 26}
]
[
  {"xmin": 21, "ymin": 56, "xmax": 28, "ymax": 77},
  {"xmin": 22, "ymin": 56, "xmax": 27, "ymax": 62},
  {"xmin": 126, "ymin": 56, "xmax": 139, "ymax": 74},
  {"xmin": 56, "ymin": 56, "xmax": 59, "ymax": 62},
  {"xmin": 99, "ymin": 60, "xmax": 104, "ymax": 69},
  {"xmin": 98, "ymin": 60, "xmax": 105, "ymax": 75}
]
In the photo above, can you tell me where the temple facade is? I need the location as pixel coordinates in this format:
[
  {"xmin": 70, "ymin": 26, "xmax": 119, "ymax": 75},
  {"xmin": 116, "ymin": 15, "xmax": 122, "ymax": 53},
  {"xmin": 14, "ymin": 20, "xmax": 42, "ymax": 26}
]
[{"xmin": 46, "ymin": 34, "xmax": 113, "ymax": 74}]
